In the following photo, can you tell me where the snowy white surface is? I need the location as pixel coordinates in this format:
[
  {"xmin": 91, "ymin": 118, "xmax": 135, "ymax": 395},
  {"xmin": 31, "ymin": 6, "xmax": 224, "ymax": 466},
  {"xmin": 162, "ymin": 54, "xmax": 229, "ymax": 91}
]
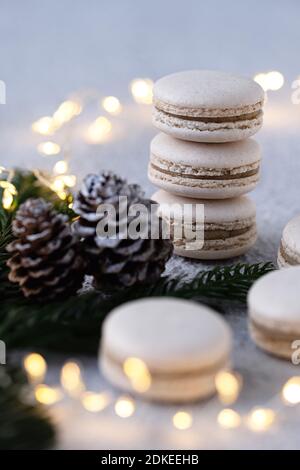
[{"xmin": 2, "ymin": 0, "xmax": 300, "ymax": 450}]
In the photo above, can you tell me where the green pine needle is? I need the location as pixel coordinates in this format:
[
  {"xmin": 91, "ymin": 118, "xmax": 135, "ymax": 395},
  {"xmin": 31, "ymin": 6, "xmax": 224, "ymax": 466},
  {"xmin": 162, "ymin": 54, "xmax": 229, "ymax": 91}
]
[
  {"xmin": 0, "ymin": 262, "xmax": 275, "ymax": 354},
  {"xmin": 0, "ymin": 365, "xmax": 56, "ymax": 450}
]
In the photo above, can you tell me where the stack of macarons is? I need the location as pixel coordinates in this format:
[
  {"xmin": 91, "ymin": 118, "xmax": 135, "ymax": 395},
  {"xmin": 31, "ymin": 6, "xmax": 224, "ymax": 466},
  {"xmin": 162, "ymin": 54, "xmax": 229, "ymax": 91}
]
[{"xmin": 148, "ymin": 70, "xmax": 264, "ymax": 260}]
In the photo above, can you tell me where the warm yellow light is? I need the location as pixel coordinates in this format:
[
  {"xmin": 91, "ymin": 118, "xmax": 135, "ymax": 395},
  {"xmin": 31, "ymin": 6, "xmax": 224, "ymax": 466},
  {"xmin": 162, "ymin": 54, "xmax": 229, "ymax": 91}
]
[
  {"xmin": 38, "ymin": 141, "xmax": 61, "ymax": 156},
  {"xmin": 254, "ymin": 71, "xmax": 284, "ymax": 92},
  {"xmin": 57, "ymin": 190, "xmax": 67, "ymax": 200},
  {"xmin": 217, "ymin": 409, "xmax": 241, "ymax": 429},
  {"xmin": 53, "ymin": 100, "xmax": 82, "ymax": 126},
  {"xmin": 52, "ymin": 177, "xmax": 65, "ymax": 192},
  {"xmin": 2, "ymin": 189, "xmax": 14, "ymax": 210},
  {"xmin": 60, "ymin": 361, "xmax": 84, "ymax": 396},
  {"xmin": 130, "ymin": 78, "xmax": 153, "ymax": 104},
  {"xmin": 114, "ymin": 396, "xmax": 135, "ymax": 418},
  {"xmin": 247, "ymin": 408, "xmax": 275, "ymax": 432},
  {"xmin": 0, "ymin": 181, "xmax": 17, "ymax": 194},
  {"xmin": 53, "ymin": 160, "xmax": 68, "ymax": 175},
  {"xmin": 215, "ymin": 370, "xmax": 242, "ymax": 405},
  {"xmin": 123, "ymin": 357, "xmax": 152, "ymax": 392},
  {"xmin": 32, "ymin": 116, "xmax": 56, "ymax": 135},
  {"xmin": 23, "ymin": 353, "xmax": 47, "ymax": 382},
  {"xmin": 172, "ymin": 411, "xmax": 193, "ymax": 430},
  {"xmin": 102, "ymin": 96, "xmax": 122, "ymax": 115},
  {"xmin": 35, "ymin": 384, "xmax": 62, "ymax": 405},
  {"xmin": 61, "ymin": 175, "xmax": 76, "ymax": 188},
  {"xmin": 86, "ymin": 116, "xmax": 112, "ymax": 144},
  {"xmin": 282, "ymin": 377, "xmax": 300, "ymax": 405},
  {"xmin": 81, "ymin": 391, "xmax": 111, "ymax": 412}
]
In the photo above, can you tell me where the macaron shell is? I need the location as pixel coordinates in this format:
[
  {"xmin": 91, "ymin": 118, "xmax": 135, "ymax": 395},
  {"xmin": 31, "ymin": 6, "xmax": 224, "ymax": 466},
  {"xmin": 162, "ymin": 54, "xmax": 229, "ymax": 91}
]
[
  {"xmin": 101, "ymin": 353, "xmax": 227, "ymax": 403},
  {"xmin": 249, "ymin": 320, "xmax": 292, "ymax": 360},
  {"xmin": 248, "ymin": 266, "xmax": 300, "ymax": 334},
  {"xmin": 153, "ymin": 70, "xmax": 264, "ymax": 112},
  {"xmin": 101, "ymin": 298, "xmax": 232, "ymax": 373},
  {"xmin": 150, "ymin": 133, "xmax": 261, "ymax": 168},
  {"xmin": 151, "ymin": 190, "xmax": 256, "ymax": 224},
  {"xmin": 279, "ymin": 215, "xmax": 300, "ymax": 267}
]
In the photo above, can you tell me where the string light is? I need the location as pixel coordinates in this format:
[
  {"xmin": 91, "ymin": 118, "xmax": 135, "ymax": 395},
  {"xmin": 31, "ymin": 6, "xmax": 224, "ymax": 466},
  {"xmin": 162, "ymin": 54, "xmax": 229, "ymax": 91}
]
[
  {"xmin": 114, "ymin": 396, "xmax": 135, "ymax": 418},
  {"xmin": 282, "ymin": 377, "xmax": 300, "ymax": 405},
  {"xmin": 215, "ymin": 370, "xmax": 242, "ymax": 405},
  {"xmin": 217, "ymin": 409, "xmax": 241, "ymax": 429},
  {"xmin": 60, "ymin": 361, "xmax": 84, "ymax": 397},
  {"xmin": 23, "ymin": 353, "xmax": 47, "ymax": 383},
  {"xmin": 254, "ymin": 71, "xmax": 284, "ymax": 91},
  {"xmin": 53, "ymin": 100, "xmax": 82, "ymax": 127},
  {"xmin": 172, "ymin": 411, "xmax": 193, "ymax": 430},
  {"xmin": 37, "ymin": 141, "xmax": 61, "ymax": 156},
  {"xmin": 53, "ymin": 160, "xmax": 68, "ymax": 175},
  {"xmin": 81, "ymin": 391, "xmax": 111, "ymax": 412},
  {"xmin": 86, "ymin": 116, "xmax": 112, "ymax": 144},
  {"xmin": 102, "ymin": 96, "xmax": 122, "ymax": 115},
  {"xmin": 35, "ymin": 384, "xmax": 63, "ymax": 405},
  {"xmin": 2, "ymin": 188, "xmax": 14, "ymax": 210},
  {"xmin": 130, "ymin": 78, "xmax": 153, "ymax": 104},
  {"xmin": 32, "ymin": 116, "xmax": 56, "ymax": 135},
  {"xmin": 247, "ymin": 408, "xmax": 275, "ymax": 432},
  {"xmin": 123, "ymin": 357, "xmax": 151, "ymax": 393}
]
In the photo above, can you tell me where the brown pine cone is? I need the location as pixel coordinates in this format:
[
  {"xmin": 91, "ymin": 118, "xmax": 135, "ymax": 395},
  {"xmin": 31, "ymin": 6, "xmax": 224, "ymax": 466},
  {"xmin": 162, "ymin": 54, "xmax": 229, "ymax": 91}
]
[
  {"xmin": 7, "ymin": 198, "xmax": 85, "ymax": 300},
  {"xmin": 73, "ymin": 172, "xmax": 173, "ymax": 289}
]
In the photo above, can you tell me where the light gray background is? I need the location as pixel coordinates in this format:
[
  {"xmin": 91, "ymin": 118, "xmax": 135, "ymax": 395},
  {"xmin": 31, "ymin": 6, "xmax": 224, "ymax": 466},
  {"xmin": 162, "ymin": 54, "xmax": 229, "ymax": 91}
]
[{"xmin": 2, "ymin": 0, "xmax": 300, "ymax": 450}]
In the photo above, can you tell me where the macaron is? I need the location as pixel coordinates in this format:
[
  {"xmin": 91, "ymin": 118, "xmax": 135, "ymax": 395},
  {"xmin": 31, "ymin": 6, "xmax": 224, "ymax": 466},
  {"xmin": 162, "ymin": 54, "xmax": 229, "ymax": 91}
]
[
  {"xmin": 100, "ymin": 297, "xmax": 232, "ymax": 403},
  {"xmin": 277, "ymin": 215, "xmax": 300, "ymax": 268},
  {"xmin": 152, "ymin": 190, "xmax": 257, "ymax": 260},
  {"xmin": 149, "ymin": 133, "xmax": 261, "ymax": 199},
  {"xmin": 248, "ymin": 267, "xmax": 300, "ymax": 360},
  {"xmin": 153, "ymin": 70, "xmax": 264, "ymax": 143}
]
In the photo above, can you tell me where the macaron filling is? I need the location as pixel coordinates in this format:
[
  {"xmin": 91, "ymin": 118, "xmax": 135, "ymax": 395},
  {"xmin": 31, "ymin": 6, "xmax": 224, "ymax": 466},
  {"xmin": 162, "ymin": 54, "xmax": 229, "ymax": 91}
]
[{"xmin": 154, "ymin": 106, "xmax": 262, "ymax": 123}]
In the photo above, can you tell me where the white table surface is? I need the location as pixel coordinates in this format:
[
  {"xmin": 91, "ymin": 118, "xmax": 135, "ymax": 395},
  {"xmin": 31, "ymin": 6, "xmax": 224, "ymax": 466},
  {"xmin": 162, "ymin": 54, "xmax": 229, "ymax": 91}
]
[{"xmin": 2, "ymin": 0, "xmax": 300, "ymax": 450}]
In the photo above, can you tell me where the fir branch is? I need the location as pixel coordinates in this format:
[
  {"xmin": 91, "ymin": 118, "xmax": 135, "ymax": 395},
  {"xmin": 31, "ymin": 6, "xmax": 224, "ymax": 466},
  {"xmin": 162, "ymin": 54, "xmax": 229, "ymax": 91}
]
[
  {"xmin": 0, "ymin": 262, "xmax": 275, "ymax": 354},
  {"xmin": 0, "ymin": 365, "xmax": 56, "ymax": 450}
]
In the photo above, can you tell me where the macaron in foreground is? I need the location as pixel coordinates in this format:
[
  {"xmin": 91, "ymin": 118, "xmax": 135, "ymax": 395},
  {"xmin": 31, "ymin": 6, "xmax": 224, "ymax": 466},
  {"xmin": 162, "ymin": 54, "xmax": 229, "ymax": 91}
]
[
  {"xmin": 152, "ymin": 190, "xmax": 257, "ymax": 260},
  {"xmin": 278, "ymin": 215, "xmax": 300, "ymax": 268},
  {"xmin": 149, "ymin": 133, "xmax": 261, "ymax": 199},
  {"xmin": 248, "ymin": 266, "xmax": 300, "ymax": 360},
  {"xmin": 153, "ymin": 70, "xmax": 264, "ymax": 143},
  {"xmin": 100, "ymin": 298, "xmax": 232, "ymax": 403}
]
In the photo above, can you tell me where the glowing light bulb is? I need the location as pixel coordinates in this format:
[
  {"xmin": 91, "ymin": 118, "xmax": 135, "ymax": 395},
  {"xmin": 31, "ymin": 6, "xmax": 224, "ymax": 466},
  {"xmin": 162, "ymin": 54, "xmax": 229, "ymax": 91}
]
[
  {"xmin": 215, "ymin": 370, "xmax": 242, "ymax": 405},
  {"xmin": 114, "ymin": 396, "xmax": 135, "ymax": 418},
  {"xmin": 123, "ymin": 357, "xmax": 151, "ymax": 393},
  {"xmin": 37, "ymin": 141, "xmax": 61, "ymax": 156},
  {"xmin": 2, "ymin": 188, "xmax": 14, "ymax": 210},
  {"xmin": 217, "ymin": 409, "xmax": 241, "ymax": 429},
  {"xmin": 130, "ymin": 78, "xmax": 153, "ymax": 104},
  {"xmin": 247, "ymin": 408, "xmax": 275, "ymax": 432},
  {"xmin": 53, "ymin": 100, "xmax": 82, "ymax": 126},
  {"xmin": 86, "ymin": 116, "xmax": 112, "ymax": 144},
  {"xmin": 81, "ymin": 391, "xmax": 111, "ymax": 412},
  {"xmin": 53, "ymin": 160, "xmax": 68, "ymax": 175},
  {"xmin": 23, "ymin": 353, "xmax": 47, "ymax": 383},
  {"xmin": 254, "ymin": 71, "xmax": 284, "ymax": 92},
  {"xmin": 102, "ymin": 96, "xmax": 122, "ymax": 115},
  {"xmin": 282, "ymin": 377, "xmax": 300, "ymax": 405},
  {"xmin": 60, "ymin": 361, "xmax": 84, "ymax": 396},
  {"xmin": 35, "ymin": 384, "xmax": 62, "ymax": 405},
  {"xmin": 61, "ymin": 175, "xmax": 76, "ymax": 188},
  {"xmin": 32, "ymin": 116, "xmax": 56, "ymax": 135},
  {"xmin": 172, "ymin": 411, "xmax": 193, "ymax": 430}
]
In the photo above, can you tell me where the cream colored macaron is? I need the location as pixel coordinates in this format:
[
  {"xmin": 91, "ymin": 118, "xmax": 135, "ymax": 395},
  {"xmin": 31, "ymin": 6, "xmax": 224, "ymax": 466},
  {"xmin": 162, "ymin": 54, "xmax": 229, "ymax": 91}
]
[
  {"xmin": 248, "ymin": 267, "xmax": 300, "ymax": 360},
  {"xmin": 149, "ymin": 133, "xmax": 261, "ymax": 199},
  {"xmin": 100, "ymin": 298, "xmax": 232, "ymax": 403},
  {"xmin": 153, "ymin": 70, "xmax": 264, "ymax": 143},
  {"xmin": 278, "ymin": 215, "xmax": 300, "ymax": 268},
  {"xmin": 152, "ymin": 189, "xmax": 257, "ymax": 260}
]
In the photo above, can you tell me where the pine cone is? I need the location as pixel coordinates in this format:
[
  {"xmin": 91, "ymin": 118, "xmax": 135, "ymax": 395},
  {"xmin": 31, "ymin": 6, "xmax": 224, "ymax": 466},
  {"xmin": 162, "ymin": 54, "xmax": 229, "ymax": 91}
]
[
  {"xmin": 73, "ymin": 171, "xmax": 173, "ymax": 289},
  {"xmin": 7, "ymin": 198, "xmax": 85, "ymax": 300}
]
